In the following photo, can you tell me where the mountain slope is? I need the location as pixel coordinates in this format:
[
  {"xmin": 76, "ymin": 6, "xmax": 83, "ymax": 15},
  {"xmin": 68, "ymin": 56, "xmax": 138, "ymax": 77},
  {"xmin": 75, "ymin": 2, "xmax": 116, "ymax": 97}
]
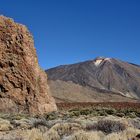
[{"xmin": 46, "ymin": 57, "xmax": 140, "ymax": 102}]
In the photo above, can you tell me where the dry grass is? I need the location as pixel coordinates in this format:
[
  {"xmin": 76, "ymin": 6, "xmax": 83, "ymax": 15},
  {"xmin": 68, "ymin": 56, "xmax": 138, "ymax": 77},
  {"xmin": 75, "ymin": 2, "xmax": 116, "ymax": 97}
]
[
  {"xmin": 106, "ymin": 127, "xmax": 140, "ymax": 140},
  {"xmin": 24, "ymin": 128, "xmax": 44, "ymax": 140},
  {"xmin": 43, "ymin": 129, "xmax": 60, "ymax": 140},
  {"xmin": 0, "ymin": 118, "xmax": 13, "ymax": 131},
  {"xmin": 65, "ymin": 130, "xmax": 105, "ymax": 140},
  {"xmin": 62, "ymin": 127, "xmax": 140, "ymax": 140}
]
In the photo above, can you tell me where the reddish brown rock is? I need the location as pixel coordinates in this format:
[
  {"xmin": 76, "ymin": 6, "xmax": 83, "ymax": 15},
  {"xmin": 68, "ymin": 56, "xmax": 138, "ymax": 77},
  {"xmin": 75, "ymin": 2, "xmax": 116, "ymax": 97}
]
[{"xmin": 0, "ymin": 16, "xmax": 57, "ymax": 115}]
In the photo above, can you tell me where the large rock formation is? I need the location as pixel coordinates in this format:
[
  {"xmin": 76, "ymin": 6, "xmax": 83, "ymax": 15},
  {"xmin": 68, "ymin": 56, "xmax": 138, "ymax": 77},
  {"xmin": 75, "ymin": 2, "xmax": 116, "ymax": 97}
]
[{"xmin": 0, "ymin": 16, "xmax": 57, "ymax": 114}]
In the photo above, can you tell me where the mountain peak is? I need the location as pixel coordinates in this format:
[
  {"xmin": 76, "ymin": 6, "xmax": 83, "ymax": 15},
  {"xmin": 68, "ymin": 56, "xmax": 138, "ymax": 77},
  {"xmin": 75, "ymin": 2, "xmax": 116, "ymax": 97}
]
[{"xmin": 94, "ymin": 57, "xmax": 112, "ymax": 66}]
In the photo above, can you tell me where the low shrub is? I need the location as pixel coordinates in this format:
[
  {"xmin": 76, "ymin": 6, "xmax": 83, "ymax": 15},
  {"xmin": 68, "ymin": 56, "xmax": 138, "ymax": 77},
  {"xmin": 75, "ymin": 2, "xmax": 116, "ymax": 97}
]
[
  {"xmin": 116, "ymin": 112, "xmax": 125, "ymax": 117},
  {"xmin": 45, "ymin": 112, "xmax": 58, "ymax": 120},
  {"xmin": 80, "ymin": 109, "xmax": 92, "ymax": 116},
  {"xmin": 0, "ymin": 113, "xmax": 29, "ymax": 121},
  {"xmin": 130, "ymin": 119, "xmax": 140, "ymax": 129},
  {"xmin": 50, "ymin": 123, "xmax": 82, "ymax": 137},
  {"xmin": 86, "ymin": 120, "xmax": 126, "ymax": 134},
  {"xmin": 31, "ymin": 118, "xmax": 48, "ymax": 128},
  {"xmin": 104, "ymin": 108, "xmax": 117, "ymax": 115}
]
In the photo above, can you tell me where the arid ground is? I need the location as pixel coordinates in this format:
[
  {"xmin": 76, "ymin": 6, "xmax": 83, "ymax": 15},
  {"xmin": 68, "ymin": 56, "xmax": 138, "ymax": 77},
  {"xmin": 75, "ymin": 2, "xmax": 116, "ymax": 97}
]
[{"xmin": 1, "ymin": 102, "xmax": 140, "ymax": 140}]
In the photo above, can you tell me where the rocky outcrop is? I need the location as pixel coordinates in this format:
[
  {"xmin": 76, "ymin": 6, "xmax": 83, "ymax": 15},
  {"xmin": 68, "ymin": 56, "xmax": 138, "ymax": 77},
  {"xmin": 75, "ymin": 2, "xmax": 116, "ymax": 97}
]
[{"xmin": 0, "ymin": 16, "xmax": 57, "ymax": 114}]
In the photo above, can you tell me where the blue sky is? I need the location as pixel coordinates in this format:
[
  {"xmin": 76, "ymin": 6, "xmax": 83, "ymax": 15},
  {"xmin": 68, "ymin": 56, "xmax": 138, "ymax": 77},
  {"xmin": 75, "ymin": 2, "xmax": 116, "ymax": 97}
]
[{"xmin": 0, "ymin": 0, "xmax": 140, "ymax": 69}]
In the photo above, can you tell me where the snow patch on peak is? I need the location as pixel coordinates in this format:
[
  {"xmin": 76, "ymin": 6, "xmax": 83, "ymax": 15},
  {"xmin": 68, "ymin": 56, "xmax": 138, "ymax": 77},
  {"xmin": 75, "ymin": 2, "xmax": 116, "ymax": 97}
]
[
  {"xmin": 94, "ymin": 57, "xmax": 112, "ymax": 66},
  {"xmin": 104, "ymin": 58, "xmax": 112, "ymax": 62},
  {"xmin": 105, "ymin": 58, "xmax": 110, "ymax": 60},
  {"xmin": 94, "ymin": 59, "xmax": 103, "ymax": 66}
]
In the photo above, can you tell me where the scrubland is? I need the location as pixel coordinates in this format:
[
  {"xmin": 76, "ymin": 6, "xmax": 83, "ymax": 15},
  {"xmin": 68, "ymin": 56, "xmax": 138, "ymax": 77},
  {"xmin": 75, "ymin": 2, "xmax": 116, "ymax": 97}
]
[{"xmin": 0, "ymin": 103, "xmax": 140, "ymax": 140}]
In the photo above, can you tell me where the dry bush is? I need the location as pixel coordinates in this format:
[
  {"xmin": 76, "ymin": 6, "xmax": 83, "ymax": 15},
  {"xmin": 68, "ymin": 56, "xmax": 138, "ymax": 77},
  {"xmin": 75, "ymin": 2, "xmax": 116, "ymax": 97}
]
[
  {"xmin": 86, "ymin": 120, "xmax": 126, "ymax": 134},
  {"xmin": 129, "ymin": 119, "xmax": 140, "ymax": 129},
  {"xmin": 50, "ymin": 123, "xmax": 82, "ymax": 137},
  {"xmin": 0, "ymin": 118, "xmax": 13, "ymax": 131},
  {"xmin": 30, "ymin": 118, "xmax": 48, "ymax": 128},
  {"xmin": 43, "ymin": 123, "xmax": 81, "ymax": 140}
]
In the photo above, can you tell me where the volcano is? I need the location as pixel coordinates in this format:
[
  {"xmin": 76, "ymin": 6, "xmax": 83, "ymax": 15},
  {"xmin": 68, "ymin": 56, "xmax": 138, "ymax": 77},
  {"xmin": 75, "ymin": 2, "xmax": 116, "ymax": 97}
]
[{"xmin": 46, "ymin": 57, "xmax": 140, "ymax": 102}]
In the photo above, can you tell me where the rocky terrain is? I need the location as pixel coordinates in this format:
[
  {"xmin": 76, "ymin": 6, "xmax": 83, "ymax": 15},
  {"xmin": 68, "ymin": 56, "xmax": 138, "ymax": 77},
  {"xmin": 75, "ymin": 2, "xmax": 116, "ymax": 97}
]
[
  {"xmin": 46, "ymin": 57, "xmax": 140, "ymax": 102},
  {"xmin": 0, "ymin": 16, "xmax": 57, "ymax": 115}
]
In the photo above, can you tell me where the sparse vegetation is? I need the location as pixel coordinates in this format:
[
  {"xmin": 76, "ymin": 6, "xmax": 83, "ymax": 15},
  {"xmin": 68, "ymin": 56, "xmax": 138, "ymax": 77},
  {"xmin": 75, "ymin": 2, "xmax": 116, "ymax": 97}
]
[
  {"xmin": 1, "ymin": 103, "xmax": 140, "ymax": 139},
  {"xmin": 67, "ymin": 106, "xmax": 140, "ymax": 118}
]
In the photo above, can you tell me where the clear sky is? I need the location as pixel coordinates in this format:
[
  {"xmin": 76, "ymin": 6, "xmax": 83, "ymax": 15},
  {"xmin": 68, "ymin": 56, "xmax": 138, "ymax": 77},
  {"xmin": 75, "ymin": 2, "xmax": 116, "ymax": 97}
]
[{"xmin": 0, "ymin": 0, "xmax": 140, "ymax": 69}]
